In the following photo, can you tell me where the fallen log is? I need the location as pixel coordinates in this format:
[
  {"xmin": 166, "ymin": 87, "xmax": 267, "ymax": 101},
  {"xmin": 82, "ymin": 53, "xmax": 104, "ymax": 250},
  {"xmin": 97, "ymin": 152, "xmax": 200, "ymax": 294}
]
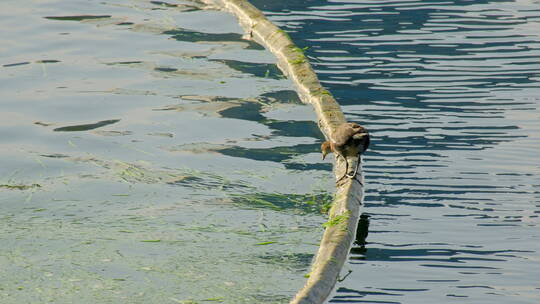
[{"xmin": 203, "ymin": 1, "xmax": 366, "ymax": 303}]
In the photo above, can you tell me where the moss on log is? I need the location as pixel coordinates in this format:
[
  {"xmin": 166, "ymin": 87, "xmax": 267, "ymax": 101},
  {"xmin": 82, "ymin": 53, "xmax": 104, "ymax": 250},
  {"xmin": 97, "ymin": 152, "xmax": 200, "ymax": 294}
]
[{"xmin": 203, "ymin": 1, "xmax": 365, "ymax": 303}]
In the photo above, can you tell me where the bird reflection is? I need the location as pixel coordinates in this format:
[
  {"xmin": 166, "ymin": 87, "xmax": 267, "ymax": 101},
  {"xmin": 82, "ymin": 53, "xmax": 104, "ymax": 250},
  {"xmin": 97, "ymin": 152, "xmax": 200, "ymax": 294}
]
[{"xmin": 351, "ymin": 213, "xmax": 370, "ymax": 256}]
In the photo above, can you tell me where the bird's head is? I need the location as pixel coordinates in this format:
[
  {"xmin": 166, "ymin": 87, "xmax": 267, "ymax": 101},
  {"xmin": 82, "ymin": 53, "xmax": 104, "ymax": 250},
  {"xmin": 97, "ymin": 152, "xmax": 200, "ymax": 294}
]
[
  {"xmin": 321, "ymin": 141, "xmax": 332, "ymax": 160},
  {"xmin": 352, "ymin": 130, "xmax": 370, "ymax": 154}
]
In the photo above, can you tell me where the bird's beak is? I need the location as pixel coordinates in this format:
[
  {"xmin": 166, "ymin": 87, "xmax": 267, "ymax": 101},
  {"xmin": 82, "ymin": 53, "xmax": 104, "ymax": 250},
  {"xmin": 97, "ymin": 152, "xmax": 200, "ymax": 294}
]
[
  {"xmin": 353, "ymin": 132, "xmax": 369, "ymax": 139},
  {"xmin": 321, "ymin": 141, "xmax": 330, "ymax": 160}
]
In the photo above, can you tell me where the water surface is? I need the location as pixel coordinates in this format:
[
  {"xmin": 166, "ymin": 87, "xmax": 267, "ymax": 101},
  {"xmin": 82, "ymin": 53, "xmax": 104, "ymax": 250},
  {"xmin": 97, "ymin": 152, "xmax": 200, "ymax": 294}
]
[
  {"xmin": 0, "ymin": 1, "xmax": 334, "ymax": 303},
  {"xmin": 251, "ymin": 0, "xmax": 540, "ymax": 303}
]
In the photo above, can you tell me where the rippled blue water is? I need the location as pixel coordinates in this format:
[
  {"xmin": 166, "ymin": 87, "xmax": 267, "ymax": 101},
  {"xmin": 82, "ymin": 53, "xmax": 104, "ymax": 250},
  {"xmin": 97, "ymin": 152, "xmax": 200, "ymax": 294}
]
[
  {"xmin": 251, "ymin": 0, "xmax": 540, "ymax": 303},
  {"xmin": 2, "ymin": 0, "xmax": 540, "ymax": 303}
]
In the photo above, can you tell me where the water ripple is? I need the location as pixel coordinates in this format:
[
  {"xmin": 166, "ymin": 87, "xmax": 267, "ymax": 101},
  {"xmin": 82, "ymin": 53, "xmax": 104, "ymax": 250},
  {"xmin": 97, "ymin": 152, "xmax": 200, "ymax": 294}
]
[{"xmin": 253, "ymin": 0, "xmax": 540, "ymax": 302}]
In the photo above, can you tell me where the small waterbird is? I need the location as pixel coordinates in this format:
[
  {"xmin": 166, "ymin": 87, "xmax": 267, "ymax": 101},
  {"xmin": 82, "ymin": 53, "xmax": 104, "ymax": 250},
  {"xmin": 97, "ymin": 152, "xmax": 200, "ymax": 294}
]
[{"xmin": 321, "ymin": 122, "xmax": 370, "ymax": 178}]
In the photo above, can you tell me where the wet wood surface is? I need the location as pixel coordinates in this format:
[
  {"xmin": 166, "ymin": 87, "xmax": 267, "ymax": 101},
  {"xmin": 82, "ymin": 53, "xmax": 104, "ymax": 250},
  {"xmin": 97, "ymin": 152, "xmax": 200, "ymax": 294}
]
[{"xmin": 203, "ymin": 1, "xmax": 365, "ymax": 303}]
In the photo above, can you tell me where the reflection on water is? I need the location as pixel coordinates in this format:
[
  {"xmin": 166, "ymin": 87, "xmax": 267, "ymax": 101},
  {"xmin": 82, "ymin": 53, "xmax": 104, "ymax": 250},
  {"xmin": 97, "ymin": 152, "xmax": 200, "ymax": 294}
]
[
  {"xmin": 251, "ymin": 0, "xmax": 540, "ymax": 303},
  {"xmin": 165, "ymin": 28, "xmax": 263, "ymax": 49},
  {"xmin": 53, "ymin": 119, "xmax": 121, "ymax": 132}
]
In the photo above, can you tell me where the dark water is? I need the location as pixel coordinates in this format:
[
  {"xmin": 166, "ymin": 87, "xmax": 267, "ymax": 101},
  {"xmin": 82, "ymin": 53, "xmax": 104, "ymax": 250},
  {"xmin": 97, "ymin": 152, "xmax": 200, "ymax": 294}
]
[
  {"xmin": 251, "ymin": 0, "xmax": 540, "ymax": 303},
  {"xmin": 0, "ymin": 1, "xmax": 332, "ymax": 303}
]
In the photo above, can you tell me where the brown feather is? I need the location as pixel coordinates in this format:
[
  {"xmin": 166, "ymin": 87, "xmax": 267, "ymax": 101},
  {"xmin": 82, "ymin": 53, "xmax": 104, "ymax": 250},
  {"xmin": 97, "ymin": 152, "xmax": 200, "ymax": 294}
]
[{"xmin": 320, "ymin": 122, "xmax": 370, "ymax": 160}]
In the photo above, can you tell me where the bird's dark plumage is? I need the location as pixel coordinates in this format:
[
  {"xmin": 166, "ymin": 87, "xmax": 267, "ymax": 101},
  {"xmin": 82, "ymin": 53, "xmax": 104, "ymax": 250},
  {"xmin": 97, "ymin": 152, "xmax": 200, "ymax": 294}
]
[
  {"xmin": 321, "ymin": 122, "xmax": 370, "ymax": 178},
  {"xmin": 321, "ymin": 122, "xmax": 370, "ymax": 159}
]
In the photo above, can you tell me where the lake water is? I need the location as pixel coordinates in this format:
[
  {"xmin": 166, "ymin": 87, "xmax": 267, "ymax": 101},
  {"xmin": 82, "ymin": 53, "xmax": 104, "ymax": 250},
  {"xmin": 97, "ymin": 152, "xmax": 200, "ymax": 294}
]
[
  {"xmin": 251, "ymin": 0, "xmax": 540, "ymax": 303},
  {"xmin": 1, "ymin": 0, "xmax": 539, "ymax": 303},
  {"xmin": 0, "ymin": 1, "xmax": 333, "ymax": 303}
]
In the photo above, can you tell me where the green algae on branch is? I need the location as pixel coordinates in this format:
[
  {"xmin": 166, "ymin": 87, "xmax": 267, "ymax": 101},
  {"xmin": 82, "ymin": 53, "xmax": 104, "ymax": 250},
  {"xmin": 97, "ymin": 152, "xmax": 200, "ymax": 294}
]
[
  {"xmin": 289, "ymin": 58, "xmax": 306, "ymax": 65},
  {"xmin": 322, "ymin": 211, "xmax": 350, "ymax": 230},
  {"xmin": 318, "ymin": 89, "xmax": 332, "ymax": 96},
  {"xmin": 289, "ymin": 45, "xmax": 309, "ymax": 52},
  {"xmin": 288, "ymin": 45, "xmax": 307, "ymax": 65}
]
